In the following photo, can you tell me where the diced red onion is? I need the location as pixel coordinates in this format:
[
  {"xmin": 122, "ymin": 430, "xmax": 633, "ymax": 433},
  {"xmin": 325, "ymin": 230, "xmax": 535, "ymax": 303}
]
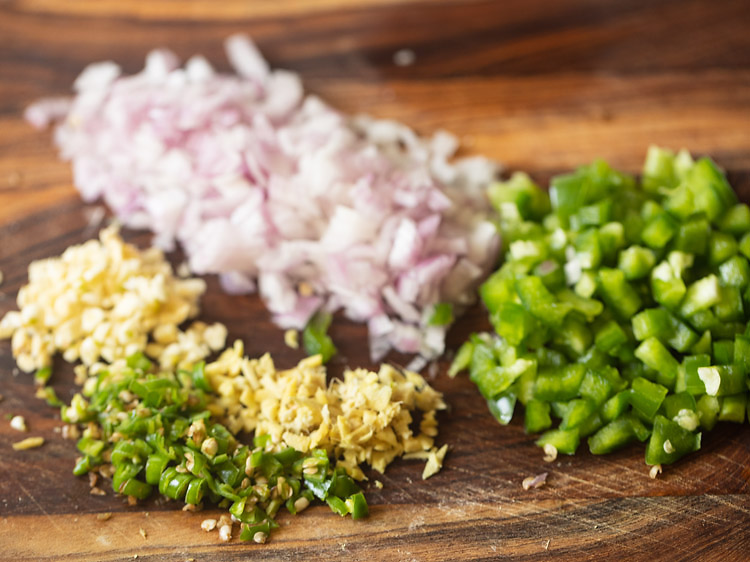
[{"xmin": 26, "ymin": 35, "xmax": 501, "ymax": 364}]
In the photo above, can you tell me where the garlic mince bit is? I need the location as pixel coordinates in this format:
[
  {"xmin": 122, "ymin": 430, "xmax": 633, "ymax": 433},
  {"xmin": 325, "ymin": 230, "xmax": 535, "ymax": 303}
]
[
  {"xmin": 0, "ymin": 225, "xmax": 226, "ymax": 373},
  {"xmin": 205, "ymin": 344, "xmax": 447, "ymax": 480}
]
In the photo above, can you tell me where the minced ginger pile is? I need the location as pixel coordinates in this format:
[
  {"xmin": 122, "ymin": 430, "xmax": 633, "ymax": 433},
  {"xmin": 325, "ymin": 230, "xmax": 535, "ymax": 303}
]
[
  {"xmin": 0, "ymin": 226, "xmax": 447, "ymax": 480},
  {"xmin": 206, "ymin": 343, "xmax": 447, "ymax": 479}
]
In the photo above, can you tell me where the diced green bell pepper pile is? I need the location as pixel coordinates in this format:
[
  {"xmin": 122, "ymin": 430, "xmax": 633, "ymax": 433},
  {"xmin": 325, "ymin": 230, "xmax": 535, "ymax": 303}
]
[{"xmin": 453, "ymin": 146, "xmax": 750, "ymax": 467}]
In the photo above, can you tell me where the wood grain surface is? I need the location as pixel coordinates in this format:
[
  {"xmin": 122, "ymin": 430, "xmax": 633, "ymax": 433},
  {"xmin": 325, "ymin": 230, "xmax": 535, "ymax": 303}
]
[{"xmin": 1, "ymin": 0, "xmax": 750, "ymax": 560}]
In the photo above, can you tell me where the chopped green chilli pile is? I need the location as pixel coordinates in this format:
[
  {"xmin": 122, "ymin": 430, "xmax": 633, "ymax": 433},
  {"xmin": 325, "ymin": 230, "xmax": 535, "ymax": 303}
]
[
  {"xmin": 452, "ymin": 147, "xmax": 750, "ymax": 469},
  {"xmin": 67, "ymin": 353, "xmax": 367, "ymax": 544}
]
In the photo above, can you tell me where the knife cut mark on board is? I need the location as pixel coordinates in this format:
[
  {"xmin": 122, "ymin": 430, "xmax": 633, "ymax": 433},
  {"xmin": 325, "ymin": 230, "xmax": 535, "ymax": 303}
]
[{"xmin": 14, "ymin": 479, "xmax": 65, "ymax": 533}]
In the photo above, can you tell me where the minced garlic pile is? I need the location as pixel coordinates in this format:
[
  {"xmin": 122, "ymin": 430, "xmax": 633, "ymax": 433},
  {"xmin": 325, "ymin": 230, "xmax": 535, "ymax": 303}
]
[
  {"xmin": 0, "ymin": 225, "xmax": 226, "ymax": 372},
  {"xmin": 205, "ymin": 341, "xmax": 447, "ymax": 479}
]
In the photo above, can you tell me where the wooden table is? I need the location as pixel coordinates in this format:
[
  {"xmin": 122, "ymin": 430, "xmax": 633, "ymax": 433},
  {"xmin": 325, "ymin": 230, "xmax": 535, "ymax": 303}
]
[{"xmin": 1, "ymin": 1, "xmax": 749, "ymax": 560}]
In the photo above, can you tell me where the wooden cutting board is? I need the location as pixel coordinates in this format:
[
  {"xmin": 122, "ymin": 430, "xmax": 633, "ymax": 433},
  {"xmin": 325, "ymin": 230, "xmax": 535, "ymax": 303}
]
[{"xmin": 1, "ymin": 1, "xmax": 749, "ymax": 560}]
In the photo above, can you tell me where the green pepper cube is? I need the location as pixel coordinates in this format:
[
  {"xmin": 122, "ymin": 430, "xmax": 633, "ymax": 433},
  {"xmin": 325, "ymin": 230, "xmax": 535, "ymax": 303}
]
[
  {"xmin": 721, "ymin": 204, "xmax": 750, "ymax": 237},
  {"xmin": 662, "ymin": 392, "xmax": 698, "ymax": 421},
  {"xmin": 550, "ymin": 171, "xmax": 589, "ymax": 224},
  {"xmin": 687, "ymin": 157, "xmax": 737, "ymax": 223},
  {"xmin": 632, "ymin": 308, "xmax": 671, "ymax": 342},
  {"xmin": 712, "ymin": 340, "xmax": 735, "ymax": 365},
  {"xmin": 673, "ymin": 218, "xmax": 710, "ymax": 255},
  {"xmin": 516, "ymin": 276, "xmax": 572, "ymax": 327},
  {"xmin": 559, "ymin": 399, "xmax": 597, "ymax": 430},
  {"xmin": 682, "ymin": 354, "xmax": 711, "ymax": 395},
  {"xmin": 719, "ymin": 255, "xmax": 750, "ymax": 289},
  {"xmin": 629, "ymin": 376, "xmax": 668, "ymax": 420},
  {"xmin": 642, "ymin": 145, "xmax": 677, "ymax": 193},
  {"xmin": 599, "ymin": 222, "xmax": 626, "ymax": 262},
  {"xmin": 687, "ymin": 309, "xmax": 718, "ymax": 332},
  {"xmin": 739, "ymin": 232, "xmax": 750, "ymax": 260},
  {"xmin": 663, "ymin": 183, "xmax": 695, "ymax": 221},
  {"xmin": 651, "ymin": 262, "xmax": 686, "ymax": 310},
  {"xmin": 588, "ymin": 417, "xmax": 637, "ymax": 455},
  {"xmin": 708, "ymin": 231, "xmax": 738, "ymax": 267},
  {"xmin": 635, "ymin": 338, "xmax": 679, "ymax": 389},
  {"xmin": 575, "ymin": 271, "xmax": 598, "ymax": 299},
  {"xmin": 556, "ymin": 289, "xmax": 604, "ymax": 322},
  {"xmin": 578, "ymin": 412, "xmax": 605, "ymax": 438},
  {"xmin": 534, "ymin": 364, "xmax": 587, "ymax": 401},
  {"xmin": 691, "ymin": 331, "xmax": 712, "ymax": 355},
  {"xmin": 579, "ymin": 370, "xmax": 613, "ymax": 405},
  {"xmin": 534, "ymin": 259, "xmax": 566, "ymax": 291},
  {"xmin": 578, "ymin": 199, "xmax": 613, "ymax": 227},
  {"xmin": 618, "ymin": 246, "xmax": 656, "ymax": 280},
  {"xmin": 595, "ymin": 321, "xmax": 628, "ymax": 353},
  {"xmin": 598, "ymin": 268, "xmax": 642, "ymax": 319},
  {"xmin": 680, "ymin": 274, "xmax": 721, "ymax": 318},
  {"xmin": 491, "ymin": 302, "xmax": 537, "ymax": 346},
  {"xmin": 487, "ymin": 391, "xmax": 517, "ymax": 425},
  {"xmin": 674, "ymin": 149, "xmax": 695, "ymax": 179},
  {"xmin": 577, "ymin": 346, "xmax": 612, "ymax": 370},
  {"xmin": 471, "ymin": 358, "xmax": 535, "ymax": 400},
  {"xmin": 696, "ymin": 394, "xmax": 721, "ymax": 431},
  {"xmin": 645, "ymin": 415, "xmax": 701, "ymax": 465},
  {"xmin": 509, "ymin": 239, "xmax": 548, "ymax": 265},
  {"xmin": 734, "ymin": 335, "xmax": 750, "ymax": 373},
  {"xmin": 488, "ymin": 171, "xmax": 549, "ymax": 221},
  {"xmin": 535, "ymin": 428, "xmax": 580, "ymax": 455},
  {"xmin": 524, "ymin": 400, "xmax": 552, "ymax": 434},
  {"xmin": 697, "ymin": 365, "xmax": 746, "ymax": 396},
  {"xmin": 480, "ymin": 273, "xmax": 516, "ymax": 313},
  {"xmin": 552, "ymin": 315, "xmax": 593, "ymax": 358},
  {"xmin": 641, "ymin": 213, "xmax": 678, "ymax": 250},
  {"xmin": 601, "ymin": 392, "xmax": 631, "ymax": 423},
  {"xmin": 718, "ymin": 393, "xmax": 746, "ymax": 423},
  {"xmin": 666, "ymin": 314, "xmax": 699, "ymax": 354}
]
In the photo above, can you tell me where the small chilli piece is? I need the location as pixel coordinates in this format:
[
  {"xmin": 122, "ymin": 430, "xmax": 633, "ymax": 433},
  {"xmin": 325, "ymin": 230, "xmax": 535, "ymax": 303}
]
[
  {"xmin": 293, "ymin": 496, "xmax": 310, "ymax": 513},
  {"xmin": 522, "ymin": 472, "xmax": 549, "ymax": 491},
  {"xmin": 649, "ymin": 464, "xmax": 663, "ymax": 479},
  {"xmin": 12, "ymin": 436, "xmax": 44, "ymax": 450},
  {"xmin": 90, "ymin": 486, "xmax": 106, "ymax": 496}
]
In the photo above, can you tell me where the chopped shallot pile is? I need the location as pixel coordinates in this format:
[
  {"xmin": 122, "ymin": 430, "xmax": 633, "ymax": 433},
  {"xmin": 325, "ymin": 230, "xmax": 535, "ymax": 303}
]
[{"xmin": 26, "ymin": 35, "xmax": 500, "ymax": 366}]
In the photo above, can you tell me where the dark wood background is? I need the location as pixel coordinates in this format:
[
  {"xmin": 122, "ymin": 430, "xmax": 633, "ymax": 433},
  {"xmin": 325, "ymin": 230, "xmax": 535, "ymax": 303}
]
[{"xmin": 1, "ymin": 0, "xmax": 749, "ymax": 560}]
